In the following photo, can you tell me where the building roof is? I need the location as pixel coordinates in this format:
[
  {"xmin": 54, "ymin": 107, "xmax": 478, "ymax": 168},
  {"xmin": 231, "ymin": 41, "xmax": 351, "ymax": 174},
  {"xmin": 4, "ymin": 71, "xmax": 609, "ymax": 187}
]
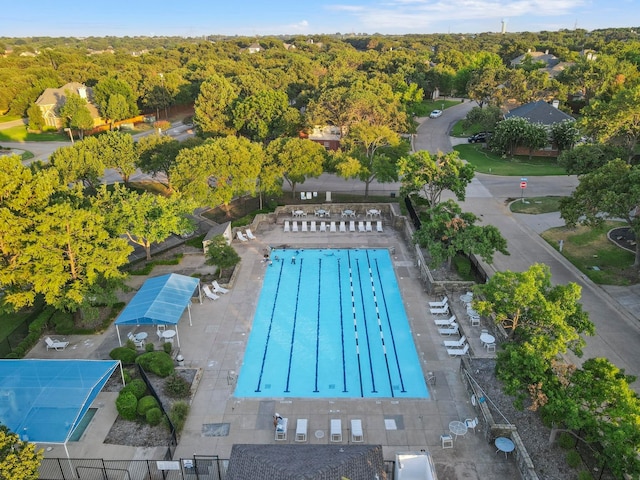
[
  {"xmin": 35, "ymin": 82, "xmax": 100, "ymax": 118},
  {"xmin": 225, "ymin": 444, "xmax": 385, "ymax": 480},
  {"xmin": 504, "ymin": 100, "xmax": 574, "ymax": 125},
  {"xmin": 510, "ymin": 50, "xmax": 560, "ymax": 68}
]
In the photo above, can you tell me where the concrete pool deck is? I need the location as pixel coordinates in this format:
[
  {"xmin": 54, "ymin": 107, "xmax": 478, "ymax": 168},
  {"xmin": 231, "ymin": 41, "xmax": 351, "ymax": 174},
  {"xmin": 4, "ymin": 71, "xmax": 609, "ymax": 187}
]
[{"xmin": 30, "ymin": 215, "xmax": 518, "ymax": 479}]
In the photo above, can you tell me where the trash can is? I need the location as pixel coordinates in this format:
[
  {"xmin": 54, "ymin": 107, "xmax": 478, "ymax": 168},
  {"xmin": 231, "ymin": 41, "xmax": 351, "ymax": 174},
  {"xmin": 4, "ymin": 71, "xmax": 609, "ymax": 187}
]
[{"xmin": 176, "ymin": 354, "xmax": 184, "ymax": 367}]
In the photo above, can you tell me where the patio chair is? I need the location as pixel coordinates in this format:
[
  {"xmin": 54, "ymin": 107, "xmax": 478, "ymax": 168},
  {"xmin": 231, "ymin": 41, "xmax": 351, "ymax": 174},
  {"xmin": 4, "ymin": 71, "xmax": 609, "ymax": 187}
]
[
  {"xmin": 351, "ymin": 419, "xmax": 364, "ymax": 442},
  {"xmin": 330, "ymin": 221, "xmax": 337, "ymax": 232},
  {"xmin": 203, "ymin": 285, "xmax": 220, "ymax": 301},
  {"xmin": 301, "ymin": 221, "xmax": 308, "ymax": 232},
  {"xmin": 486, "ymin": 342, "xmax": 496, "ymax": 353},
  {"xmin": 349, "ymin": 220, "xmax": 356, "ymax": 232},
  {"xmin": 430, "ymin": 304, "xmax": 450, "ymax": 316},
  {"xmin": 310, "ymin": 221, "xmax": 317, "ymax": 232},
  {"xmin": 292, "ymin": 221, "xmax": 298, "ymax": 232},
  {"xmin": 447, "ymin": 343, "xmax": 470, "ymax": 357},
  {"xmin": 358, "ymin": 221, "xmax": 365, "ymax": 232},
  {"xmin": 45, "ymin": 336, "xmax": 69, "ymax": 351},
  {"xmin": 438, "ymin": 323, "xmax": 459, "ymax": 336},
  {"xmin": 441, "ymin": 433, "xmax": 454, "ymax": 449},
  {"xmin": 376, "ymin": 221, "xmax": 383, "ymax": 232},
  {"xmin": 330, "ymin": 419, "xmax": 342, "ymax": 442},
  {"xmin": 339, "ymin": 221, "xmax": 346, "ymax": 232},
  {"xmin": 295, "ymin": 418, "xmax": 308, "ymax": 442},
  {"xmin": 469, "ymin": 314, "xmax": 481, "ymax": 327},
  {"xmin": 284, "ymin": 220, "xmax": 290, "ymax": 232},
  {"xmin": 212, "ymin": 280, "xmax": 229, "ymax": 294},
  {"xmin": 429, "ymin": 296, "xmax": 448, "ymax": 308},
  {"xmin": 236, "ymin": 231, "xmax": 248, "ymax": 242},
  {"xmin": 245, "ymin": 229, "xmax": 257, "ymax": 240},
  {"xmin": 443, "ymin": 335, "xmax": 466, "ymax": 348},
  {"xmin": 275, "ymin": 417, "xmax": 288, "ymax": 441},
  {"xmin": 434, "ymin": 315, "xmax": 456, "ymax": 327},
  {"xmin": 127, "ymin": 332, "xmax": 145, "ymax": 349},
  {"xmin": 465, "ymin": 417, "xmax": 479, "ymax": 434}
]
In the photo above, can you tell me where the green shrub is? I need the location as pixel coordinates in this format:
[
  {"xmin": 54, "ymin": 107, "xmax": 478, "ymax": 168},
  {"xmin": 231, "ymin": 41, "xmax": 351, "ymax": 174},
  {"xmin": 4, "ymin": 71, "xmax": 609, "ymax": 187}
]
[
  {"xmin": 135, "ymin": 351, "xmax": 175, "ymax": 377},
  {"xmin": 453, "ymin": 254, "xmax": 472, "ymax": 278},
  {"xmin": 110, "ymin": 347, "xmax": 138, "ymax": 364},
  {"xmin": 163, "ymin": 342, "xmax": 172, "ymax": 354},
  {"xmin": 169, "ymin": 401, "xmax": 190, "ymax": 432},
  {"xmin": 125, "ymin": 339, "xmax": 136, "ymax": 350},
  {"xmin": 566, "ymin": 450, "xmax": 582, "ymax": 468},
  {"xmin": 116, "ymin": 392, "xmax": 138, "ymax": 420},
  {"xmin": 29, "ymin": 307, "xmax": 56, "ymax": 332},
  {"xmin": 122, "ymin": 379, "xmax": 147, "ymax": 399},
  {"xmin": 558, "ymin": 432, "xmax": 577, "ymax": 449},
  {"xmin": 164, "ymin": 373, "xmax": 191, "ymax": 398},
  {"xmin": 145, "ymin": 342, "xmax": 155, "ymax": 352},
  {"xmin": 146, "ymin": 407, "xmax": 163, "ymax": 426},
  {"xmin": 123, "ymin": 369, "xmax": 132, "ymax": 384},
  {"xmin": 577, "ymin": 471, "xmax": 593, "ymax": 480},
  {"xmin": 50, "ymin": 310, "xmax": 74, "ymax": 334},
  {"xmin": 137, "ymin": 395, "xmax": 160, "ymax": 416}
]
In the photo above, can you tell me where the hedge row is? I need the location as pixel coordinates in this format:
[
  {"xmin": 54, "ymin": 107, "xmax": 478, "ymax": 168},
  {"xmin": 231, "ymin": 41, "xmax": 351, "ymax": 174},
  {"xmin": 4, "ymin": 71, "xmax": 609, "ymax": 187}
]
[{"xmin": 5, "ymin": 306, "xmax": 56, "ymax": 358}]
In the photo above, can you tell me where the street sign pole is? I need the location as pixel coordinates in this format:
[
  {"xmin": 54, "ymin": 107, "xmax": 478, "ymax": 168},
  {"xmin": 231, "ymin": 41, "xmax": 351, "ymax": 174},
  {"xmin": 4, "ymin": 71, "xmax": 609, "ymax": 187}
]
[{"xmin": 520, "ymin": 178, "xmax": 527, "ymax": 203}]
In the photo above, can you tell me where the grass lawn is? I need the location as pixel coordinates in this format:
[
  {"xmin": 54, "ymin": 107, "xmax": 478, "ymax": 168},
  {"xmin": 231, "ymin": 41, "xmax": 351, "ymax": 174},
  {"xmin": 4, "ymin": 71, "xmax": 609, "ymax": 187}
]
[
  {"xmin": 541, "ymin": 221, "xmax": 638, "ymax": 285},
  {"xmin": 510, "ymin": 196, "xmax": 565, "ymax": 214},
  {"xmin": 409, "ymin": 99, "xmax": 464, "ymax": 117},
  {"xmin": 0, "ymin": 114, "xmax": 23, "ymax": 123},
  {"xmin": 0, "ymin": 310, "xmax": 31, "ymax": 340},
  {"xmin": 0, "ymin": 125, "xmax": 67, "ymax": 142},
  {"xmin": 454, "ymin": 144, "xmax": 567, "ymax": 176}
]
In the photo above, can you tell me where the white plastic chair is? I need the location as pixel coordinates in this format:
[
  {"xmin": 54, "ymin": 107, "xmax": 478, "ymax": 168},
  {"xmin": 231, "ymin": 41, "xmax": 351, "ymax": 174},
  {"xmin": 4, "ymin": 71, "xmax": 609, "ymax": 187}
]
[
  {"xmin": 212, "ymin": 280, "xmax": 229, "ymax": 294},
  {"xmin": 236, "ymin": 231, "xmax": 248, "ymax": 242},
  {"xmin": 203, "ymin": 285, "xmax": 220, "ymax": 301},
  {"xmin": 465, "ymin": 417, "xmax": 479, "ymax": 434},
  {"xmin": 349, "ymin": 221, "xmax": 356, "ymax": 232},
  {"xmin": 365, "ymin": 221, "xmax": 372, "ymax": 232},
  {"xmin": 295, "ymin": 418, "xmax": 308, "ymax": 442},
  {"xmin": 301, "ymin": 221, "xmax": 308, "ymax": 232},
  {"xmin": 283, "ymin": 221, "xmax": 290, "ymax": 232},
  {"xmin": 441, "ymin": 433, "xmax": 454, "ymax": 449},
  {"xmin": 339, "ymin": 221, "xmax": 346, "ymax": 232},
  {"xmin": 330, "ymin": 221, "xmax": 336, "ymax": 232},
  {"xmin": 320, "ymin": 221, "xmax": 327, "ymax": 232},
  {"xmin": 376, "ymin": 221, "xmax": 383, "ymax": 232},
  {"xmin": 351, "ymin": 419, "xmax": 363, "ymax": 442},
  {"xmin": 245, "ymin": 229, "xmax": 256, "ymax": 240},
  {"xmin": 447, "ymin": 343, "xmax": 470, "ymax": 357},
  {"xmin": 292, "ymin": 221, "xmax": 299, "ymax": 232},
  {"xmin": 310, "ymin": 221, "xmax": 317, "ymax": 232},
  {"xmin": 358, "ymin": 221, "xmax": 365, "ymax": 232},
  {"xmin": 330, "ymin": 419, "xmax": 342, "ymax": 442},
  {"xmin": 45, "ymin": 337, "xmax": 69, "ymax": 351}
]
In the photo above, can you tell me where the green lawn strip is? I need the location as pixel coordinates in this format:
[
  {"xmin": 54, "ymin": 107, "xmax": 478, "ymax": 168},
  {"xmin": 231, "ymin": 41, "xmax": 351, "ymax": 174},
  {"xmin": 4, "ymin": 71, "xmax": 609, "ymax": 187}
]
[
  {"xmin": 510, "ymin": 196, "xmax": 565, "ymax": 214},
  {"xmin": 451, "ymin": 118, "xmax": 484, "ymax": 137},
  {"xmin": 541, "ymin": 221, "xmax": 636, "ymax": 285},
  {"xmin": 0, "ymin": 125, "xmax": 67, "ymax": 142},
  {"xmin": 454, "ymin": 144, "xmax": 566, "ymax": 176},
  {"xmin": 0, "ymin": 115, "xmax": 22, "ymax": 123}
]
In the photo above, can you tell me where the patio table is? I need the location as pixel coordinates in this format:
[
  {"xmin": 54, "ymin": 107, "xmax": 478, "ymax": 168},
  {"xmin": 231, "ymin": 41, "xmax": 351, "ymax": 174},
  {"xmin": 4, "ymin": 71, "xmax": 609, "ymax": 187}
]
[
  {"xmin": 495, "ymin": 437, "xmax": 515, "ymax": 458},
  {"xmin": 449, "ymin": 420, "xmax": 467, "ymax": 440}
]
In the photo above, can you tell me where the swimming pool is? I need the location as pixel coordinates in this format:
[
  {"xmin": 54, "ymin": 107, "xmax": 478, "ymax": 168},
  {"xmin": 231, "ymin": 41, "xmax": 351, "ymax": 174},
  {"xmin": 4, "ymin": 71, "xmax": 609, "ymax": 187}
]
[{"xmin": 235, "ymin": 248, "xmax": 429, "ymax": 399}]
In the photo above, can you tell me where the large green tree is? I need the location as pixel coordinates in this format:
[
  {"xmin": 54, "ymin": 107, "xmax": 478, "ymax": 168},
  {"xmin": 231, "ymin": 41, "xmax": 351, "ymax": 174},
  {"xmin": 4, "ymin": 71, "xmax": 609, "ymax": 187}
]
[
  {"xmin": 49, "ymin": 137, "xmax": 106, "ymax": 191},
  {"xmin": 232, "ymin": 89, "xmax": 301, "ymax": 143},
  {"xmin": 0, "ymin": 426, "xmax": 42, "ymax": 480},
  {"xmin": 265, "ymin": 137, "xmax": 326, "ymax": 198},
  {"xmin": 98, "ymin": 131, "xmax": 137, "ymax": 184},
  {"xmin": 193, "ymin": 73, "xmax": 239, "ymax": 137},
  {"xmin": 93, "ymin": 77, "xmax": 138, "ymax": 129},
  {"xmin": 557, "ymin": 143, "xmax": 627, "ymax": 175},
  {"xmin": 58, "ymin": 92, "xmax": 94, "ymax": 139},
  {"xmin": 136, "ymin": 134, "xmax": 182, "ymax": 191}
]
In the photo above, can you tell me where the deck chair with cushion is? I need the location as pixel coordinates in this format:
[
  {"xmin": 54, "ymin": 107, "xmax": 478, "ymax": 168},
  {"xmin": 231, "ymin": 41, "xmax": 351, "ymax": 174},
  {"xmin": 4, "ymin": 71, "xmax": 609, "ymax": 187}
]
[
  {"xmin": 245, "ymin": 229, "xmax": 257, "ymax": 240},
  {"xmin": 434, "ymin": 315, "xmax": 456, "ymax": 326},
  {"xmin": 212, "ymin": 280, "xmax": 229, "ymax": 294},
  {"xmin": 447, "ymin": 343, "xmax": 470, "ymax": 357},
  {"xmin": 376, "ymin": 221, "xmax": 383, "ymax": 232},
  {"xmin": 351, "ymin": 419, "xmax": 364, "ymax": 442},
  {"xmin": 203, "ymin": 285, "xmax": 220, "ymax": 301},
  {"xmin": 330, "ymin": 419, "xmax": 342, "ymax": 442},
  {"xmin": 45, "ymin": 336, "xmax": 69, "ymax": 351},
  {"xmin": 295, "ymin": 418, "xmax": 308, "ymax": 442},
  {"xmin": 236, "ymin": 231, "xmax": 248, "ymax": 242}
]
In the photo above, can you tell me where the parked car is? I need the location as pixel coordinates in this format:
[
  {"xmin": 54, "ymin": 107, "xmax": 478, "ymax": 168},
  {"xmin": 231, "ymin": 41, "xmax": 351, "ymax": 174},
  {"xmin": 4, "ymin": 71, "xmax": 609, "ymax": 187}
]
[
  {"xmin": 468, "ymin": 132, "xmax": 490, "ymax": 143},
  {"xmin": 429, "ymin": 109, "xmax": 443, "ymax": 118}
]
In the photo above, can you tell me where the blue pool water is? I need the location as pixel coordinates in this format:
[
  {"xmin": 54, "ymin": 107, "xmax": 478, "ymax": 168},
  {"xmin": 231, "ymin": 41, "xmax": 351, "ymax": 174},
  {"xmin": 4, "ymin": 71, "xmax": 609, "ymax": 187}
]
[{"xmin": 235, "ymin": 248, "xmax": 429, "ymax": 399}]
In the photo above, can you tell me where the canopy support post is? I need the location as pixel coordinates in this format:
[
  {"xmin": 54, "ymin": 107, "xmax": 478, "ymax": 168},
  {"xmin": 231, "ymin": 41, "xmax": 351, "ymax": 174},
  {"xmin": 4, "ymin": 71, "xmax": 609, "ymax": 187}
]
[{"xmin": 116, "ymin": 326, "xmax": 122, "ymax": 346}]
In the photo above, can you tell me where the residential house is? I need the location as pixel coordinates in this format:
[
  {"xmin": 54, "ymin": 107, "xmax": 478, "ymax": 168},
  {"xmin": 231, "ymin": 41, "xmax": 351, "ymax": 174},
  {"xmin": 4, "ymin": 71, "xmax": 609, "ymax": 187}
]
[
  {"xmin": 35, "ymin": 82, "xmax": 103, "ymax": 129},
  {"xmin": 247, "ymin": 42, "xmax": 262, "ymax": 54},
  {"xmin": 301, "ymin": 125, "xmax": 343, "ymax": 151},
  {"xmin": 510, "ymin": 49, "xmax": 573, "ymax": 79}
]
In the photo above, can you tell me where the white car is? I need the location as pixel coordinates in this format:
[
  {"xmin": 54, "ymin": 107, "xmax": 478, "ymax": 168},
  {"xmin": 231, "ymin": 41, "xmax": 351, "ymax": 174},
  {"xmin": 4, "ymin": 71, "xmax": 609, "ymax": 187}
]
[{"xmin": 429, "ymin": 109, "xmax": 443, "ymax": 118}]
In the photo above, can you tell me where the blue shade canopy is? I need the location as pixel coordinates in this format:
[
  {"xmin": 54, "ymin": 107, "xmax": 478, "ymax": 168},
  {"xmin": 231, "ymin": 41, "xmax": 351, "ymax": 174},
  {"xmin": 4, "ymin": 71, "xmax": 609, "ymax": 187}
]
[
  {"xmin": 0, "ymin": 359, "xmax": 119, "ymax": 444},
  {"xmin": 115, "ymin": 273, "xmax": 200, "ymax": 326}
]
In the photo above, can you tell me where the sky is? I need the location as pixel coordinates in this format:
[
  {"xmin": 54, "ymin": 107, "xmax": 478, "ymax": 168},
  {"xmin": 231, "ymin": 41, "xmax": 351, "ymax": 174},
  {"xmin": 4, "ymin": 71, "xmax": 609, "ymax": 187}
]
[{"xmin": 2, "ymin": 0, "xmax": 638, "ymax": 38}]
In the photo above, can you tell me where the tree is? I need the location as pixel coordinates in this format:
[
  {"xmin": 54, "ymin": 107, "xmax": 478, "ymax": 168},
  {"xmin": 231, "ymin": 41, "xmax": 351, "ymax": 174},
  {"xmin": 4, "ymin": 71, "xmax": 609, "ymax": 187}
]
[
  {"xmin": 462, "ymin": 105, "xmax": 502, "ymax": 133},
  {"xmin": 231, "ymin": 89, "xmax": 300, "ymax": 143},
  {"xmin": 205, "ymin": 234, "xmax": 241, "ymax": 276},
  {"xmin": 265, "ymin": 137, "xmax": 326, "ymax": 198},
  {"xmin": 136, "ymin": 134, "xmax": 181, "ymax": 191},
  {"xmin": 93, "ymin": 77, "xmax": 138, "ymax": 129},
  {"xmin": 26, "ymin": 103, "xmax": 45, "ymax": 131},
  {"xmin": 549, "ymin": 120, "xmax": 580, "ymax": 155},
  {"xmin": 557, "ymin": 143, "xmax": 627, "ymax": 175},
  {"xmin": 335, "ymin": 122, "xmax": 402, "ymax": 198},
  {"xmin": 0, "ymin": 426, "xmax": 43, "ymax": 480},
  {"xmin": 49, "ymin": 137, "xmax": 106, "ymax": 191},
  {"xmin": 104, "ymin": 93, "xmax": 130, "ymax": 130},
  {"xmin": 58, "ymin": 92, "xmax": 94, "ymax": 139},
  {"xmin": 560, "ymin": 159, "xmax": 640, "ymax": 267},
  {"xmin": 490, "ymin": 116, "xmax": 534, "ymax": 157},
  {"xmin": 522, "ymin": 122, "xmax": 549, "ymax": 159},
  {"xmin": 398, "ymin": 150, "xmax": 475, "ymax": 206},
  {"xmin": 93, "ymin": 184, "xmax": 195, "ymax": 261},
  {"xmin": 98, "ymin": 131, "xmax": 137, "ymax": 184},
  {"xmin": 171, "ymin": 136, "xmax": 263, "ymax": 212},
  {"xmin": 193, "ymin": 74, "xmax": 238, "ymax": 137},
  {"xmin": 414, "ymin": 199, "xmax": 508, "ymax": 268}
]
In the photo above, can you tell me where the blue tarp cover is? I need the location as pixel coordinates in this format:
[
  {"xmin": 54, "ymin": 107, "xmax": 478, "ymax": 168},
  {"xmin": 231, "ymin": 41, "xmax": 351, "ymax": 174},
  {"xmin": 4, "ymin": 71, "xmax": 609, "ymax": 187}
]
[
  {"xmin": 0, "ymin": 359, "xmax": 119, "ymax": 443},
  {"xmin": 115, "ymin": 273, "xmax": 200, "ymax": 326}
]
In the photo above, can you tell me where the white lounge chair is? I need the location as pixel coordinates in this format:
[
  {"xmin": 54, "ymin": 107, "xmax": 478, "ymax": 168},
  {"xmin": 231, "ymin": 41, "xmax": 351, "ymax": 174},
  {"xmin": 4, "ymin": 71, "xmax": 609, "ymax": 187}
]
[
  {"xmin": 310, "ymin": 221, "xmax": 317, "ymax": 232},
  {"xmin": 430, "ymin": 304, "xmax": 449, "ymax": 316},
  {"xmin": 292, "ymin": 221, "xmax": 299, "ymax": 232},
  {"xmin": 434, "ymin": 315, "xmax": 456, "ymax": 326},
  {"xmin": 349, "ymin": 220, "xmax": 356, "ymax": 232},
  {"xmin": 330, "ymin": 221, "xmax": 337, "ymax": 232},
  {"xmin": 236, "ymin": 231, "xmax": 248, "ymax": 242},
  {"xmin": 245, "ymin": 229, "xmax": 256, "ymax": 240},
  {"xmin": 45, "ymin": 336, "xmax": 69, "ymax": 351},
  {"xmin": 126, "ymin": 332, "xmax": 145, "ymax": 349},
  {"xmin": 320, "ymin": 221, "xmax": 327, "ymax": 232},
  {"xmin": 376, "ymin": 221, "xmax": 383, "ymax": 232},
  {"xmin": 295, "ymin": 418, "xmax": 308, "ymax": 442},
  {"xmin": 438, "ymin": 323, "xmax": 459, "ymax": 336},
  {"xmin": 351, "ymin": 419, "xmax": 363, "ymax": 442},
  {"xmin": 365, "ymin": 221, "xmax": 372, "ymax": 232},
  {"xmin": 443, "ymin": 335, "xmax": 466, "ymax": 348},
  {"xmin": 212, "ymin": 280, "xmax": 229, "ymax": 294},
  {"xmin": 284, "ymin": 220, "xmax": 290, "ymax": 232},
  {"xmin": 330, "ymin": 419, "xmax": 342, "ymax": 442},
  {"xmin": 358, "ymin": 221, "xmax": 365, "ymax": 232},
  {"xmin": 301, "ymin": 221, "xmax": 308, "ymax": 232},
  {"xmin": 275, "ymin": 417, "xmax": 288, "ymax": 441},
  {"xmin": 203, "ymin": 285, "xmax": 220, "ymax": 301},
  {"xmin": 339, "ymin": 221, "xmax": 346, "ymax": 232},
  {"xmin": 447, "ymin": 343, "xmax": 470, "ymax": 357},
  {"xmin": 429, "ymin": 296, "xmax": 448, "ymax": 308}
]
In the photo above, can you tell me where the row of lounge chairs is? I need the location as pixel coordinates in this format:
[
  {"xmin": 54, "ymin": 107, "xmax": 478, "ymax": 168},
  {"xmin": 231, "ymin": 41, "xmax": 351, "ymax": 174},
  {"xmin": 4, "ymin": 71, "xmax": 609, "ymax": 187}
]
[
  {"xmin": 275, "ymin": 417, "xmax": 363, "ymax": 443},
  {"xmin": 284, "ymin": 220, "xmax": 383, "ymax": 233},
  {"xmin": 430, "ymin": 295, "xmax": 471, "ymax": 357},
  {"xmin": 203, "ymin": 281, "xmax": 230, "ymax": 301},
  {"xmin": 236, "ymin": 229, "xmax": 257, "ymax": 242}
]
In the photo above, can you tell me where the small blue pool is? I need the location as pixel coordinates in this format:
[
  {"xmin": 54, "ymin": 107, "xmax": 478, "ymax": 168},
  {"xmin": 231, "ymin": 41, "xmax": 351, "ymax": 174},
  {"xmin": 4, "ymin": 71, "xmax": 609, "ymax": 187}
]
[{"xmin": 235, "ymin": 248, "xmax": 429, "ymax": 399}]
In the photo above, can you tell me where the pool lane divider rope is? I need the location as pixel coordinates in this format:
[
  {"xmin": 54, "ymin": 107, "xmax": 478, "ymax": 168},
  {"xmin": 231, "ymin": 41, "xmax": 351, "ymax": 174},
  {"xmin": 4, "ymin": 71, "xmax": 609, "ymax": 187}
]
[
  {"xmin": 369, "ymin": 252, "xmax": 406, "ymax": 394},
  {"xmin": 337, "ymin": 256, "xmax": 348, "ymax": 393},
  {"xmin": 347, "ymin": 251, "xmax": 365, "ymax": 397},
  {"xmin": 313, "ymin": 259, "xmax": 321, "ymax": 393},
  {"xmin": 284, "ymin": 257, "xmax": 304, "ymax": 393},
  {"xmin": 254, "ymin": 257, "xmax": 285, "ymax": 392},
  {"xmin": 353, "ymin": 255, "xmax": 377, "ymax": 394}
]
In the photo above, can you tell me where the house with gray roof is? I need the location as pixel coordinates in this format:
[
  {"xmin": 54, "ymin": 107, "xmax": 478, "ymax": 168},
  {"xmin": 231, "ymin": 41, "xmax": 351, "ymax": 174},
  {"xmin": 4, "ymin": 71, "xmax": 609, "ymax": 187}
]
[{"xmin": 35, "ymin": 82, "xmax": 102, "ymax": 129}]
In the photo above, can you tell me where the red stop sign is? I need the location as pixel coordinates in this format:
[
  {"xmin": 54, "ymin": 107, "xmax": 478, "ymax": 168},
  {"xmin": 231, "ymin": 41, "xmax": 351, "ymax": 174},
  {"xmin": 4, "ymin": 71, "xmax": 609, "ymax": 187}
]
[{"xmin": 520, "ymin": 181, "xmax": 527, "ymax": 189}]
